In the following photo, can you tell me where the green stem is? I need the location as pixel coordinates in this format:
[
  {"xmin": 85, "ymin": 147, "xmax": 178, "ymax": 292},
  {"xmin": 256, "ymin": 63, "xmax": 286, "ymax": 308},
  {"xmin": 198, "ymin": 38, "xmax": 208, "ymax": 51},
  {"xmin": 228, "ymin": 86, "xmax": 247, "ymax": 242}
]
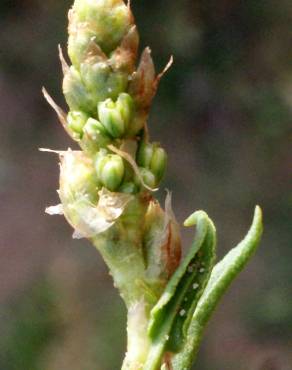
[
  {"xmin": 121, "ymin": 301, "xmax": 152, "ymax": 370},
  {"xmin": 92, "ymin": 235, "xmax": 146, "ymax": 305}
]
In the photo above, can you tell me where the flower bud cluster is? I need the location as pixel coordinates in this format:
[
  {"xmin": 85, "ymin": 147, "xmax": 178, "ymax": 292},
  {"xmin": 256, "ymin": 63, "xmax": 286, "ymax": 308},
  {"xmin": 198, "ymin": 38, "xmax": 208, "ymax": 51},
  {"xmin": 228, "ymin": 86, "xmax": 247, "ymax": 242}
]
[
  {"xmin": 60, "ymin": 0, "xmax": 168, "ymax": 195},
  {"xmin": 46, "ymin": 5, "xmax": 183, "ymax": 363}
]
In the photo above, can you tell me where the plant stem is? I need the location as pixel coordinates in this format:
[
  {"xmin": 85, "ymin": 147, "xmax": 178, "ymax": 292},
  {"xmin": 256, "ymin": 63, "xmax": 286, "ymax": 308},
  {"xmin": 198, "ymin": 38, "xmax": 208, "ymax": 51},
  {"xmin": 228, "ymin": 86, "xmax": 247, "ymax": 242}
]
[{"xmin": 121, "ymin": 300, "xmax": 152, "ymax": 370}]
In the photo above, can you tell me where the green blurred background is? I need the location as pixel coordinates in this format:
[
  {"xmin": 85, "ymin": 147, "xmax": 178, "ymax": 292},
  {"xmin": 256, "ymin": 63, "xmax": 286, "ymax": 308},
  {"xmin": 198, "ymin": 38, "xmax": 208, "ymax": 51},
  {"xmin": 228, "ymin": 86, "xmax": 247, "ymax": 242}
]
[{"xmin": 0, "ymin": 1, "xmax": 292, "ymax": 369}]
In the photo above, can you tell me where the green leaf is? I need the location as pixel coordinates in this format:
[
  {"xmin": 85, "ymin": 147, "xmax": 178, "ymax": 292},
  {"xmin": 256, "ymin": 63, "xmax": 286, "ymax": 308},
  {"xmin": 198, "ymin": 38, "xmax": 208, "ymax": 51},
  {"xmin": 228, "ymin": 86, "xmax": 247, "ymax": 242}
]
[
  {"xmin": 143, "ymin": 211, "xmax": 216, "ymax": 370},
  {"xmin": 171, "ymin": 206, "xmax": 263, "ymax": 370}
]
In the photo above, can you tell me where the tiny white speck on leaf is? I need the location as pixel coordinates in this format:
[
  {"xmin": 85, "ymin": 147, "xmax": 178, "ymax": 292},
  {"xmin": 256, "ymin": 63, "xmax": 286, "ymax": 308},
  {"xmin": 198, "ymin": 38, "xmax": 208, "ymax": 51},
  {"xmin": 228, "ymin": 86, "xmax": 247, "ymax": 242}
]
[{"xmin": 180, "ymin": 309, "xmax": 186, "ymax": 317}]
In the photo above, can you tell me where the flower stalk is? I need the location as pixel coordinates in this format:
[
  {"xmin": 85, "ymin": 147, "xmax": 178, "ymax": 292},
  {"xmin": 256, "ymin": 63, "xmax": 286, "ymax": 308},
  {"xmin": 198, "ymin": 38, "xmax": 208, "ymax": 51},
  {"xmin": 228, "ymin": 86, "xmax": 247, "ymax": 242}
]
[{"xmin": 44, "ymin": 1, "xmax": 263, "ymax": 369}]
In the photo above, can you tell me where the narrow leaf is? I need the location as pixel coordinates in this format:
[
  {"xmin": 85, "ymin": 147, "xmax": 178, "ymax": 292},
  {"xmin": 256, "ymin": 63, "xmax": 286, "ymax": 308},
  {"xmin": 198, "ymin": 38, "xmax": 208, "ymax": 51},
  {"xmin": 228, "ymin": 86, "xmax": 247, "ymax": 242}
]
[{"xmin": 171, "ymin": 206, "xmax": 263, "ymax": 370}]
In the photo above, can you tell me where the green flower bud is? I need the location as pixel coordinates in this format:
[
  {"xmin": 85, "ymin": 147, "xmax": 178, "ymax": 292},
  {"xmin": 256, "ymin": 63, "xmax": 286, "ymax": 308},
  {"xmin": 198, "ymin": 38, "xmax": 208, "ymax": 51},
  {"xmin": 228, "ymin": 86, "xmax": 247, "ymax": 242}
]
[
  {"xmin": 136, "ymin": 142, "xmax": 154, "ymax": 169},
  {"xmin": 85, "ymin": 117, "xmax": 107, "ymax": 136},
  {"xmin": 82, "ymin": 118, "xmax": 111, "ymax": 151},
  {"xmin": 95, "ymin": 152, "xmax": 125, "ymax": 191},
  {"xmin": 63, "ymin": 66, "xmax": 95, "ymax": 114},
  {"xmin": 98, "ymin": 98, "xmax": 125, "ymax": 138},
  {"xmin": 67, "ymin": 111, "xmax": 89, "ymax": 138},
  {"xmin": 97, "ymin": 93, "xmax": 134, "ymax": 138},
  {"xmin": 116, "ymin": 93, "xmax": 134, "ymax": 127},
  {"xmin": 137, "ymin": 142, "xmax": 167, "ymax": 184},
  {"xmin": 150, "ymin": 146, "xmax": 167, "ymax": 183},
  {"xmin": 135, "ymin": 167, "xmax": 156, "ymax": 190}
]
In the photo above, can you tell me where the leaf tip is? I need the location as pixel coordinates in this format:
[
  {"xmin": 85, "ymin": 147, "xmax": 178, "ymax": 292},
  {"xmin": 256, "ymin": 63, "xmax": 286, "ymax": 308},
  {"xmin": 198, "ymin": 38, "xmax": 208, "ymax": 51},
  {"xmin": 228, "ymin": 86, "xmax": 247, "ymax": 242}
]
[
  {"xmin": 183, "ymin": 210, "xmax": 208, "ymax": 228},
  {"xmin": 253, "ymin": 205, "xmax": 263, "ymax": 234}
]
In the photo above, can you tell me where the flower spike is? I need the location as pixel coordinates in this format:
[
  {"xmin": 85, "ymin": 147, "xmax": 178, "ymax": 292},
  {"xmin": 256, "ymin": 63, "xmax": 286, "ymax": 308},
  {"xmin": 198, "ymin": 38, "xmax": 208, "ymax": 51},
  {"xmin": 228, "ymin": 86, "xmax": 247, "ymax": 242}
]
[{"xmin": 43, "ymin": 1, "xmax": 263, "ymax": 369}]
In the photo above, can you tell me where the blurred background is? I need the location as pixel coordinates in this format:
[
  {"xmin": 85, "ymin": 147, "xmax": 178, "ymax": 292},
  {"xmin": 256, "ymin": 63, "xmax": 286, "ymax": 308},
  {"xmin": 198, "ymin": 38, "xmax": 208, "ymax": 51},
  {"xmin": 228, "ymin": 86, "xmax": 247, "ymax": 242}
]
[{"xmin": 0, "ymin": 0, "xmax": 292, "ymax": 369}]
